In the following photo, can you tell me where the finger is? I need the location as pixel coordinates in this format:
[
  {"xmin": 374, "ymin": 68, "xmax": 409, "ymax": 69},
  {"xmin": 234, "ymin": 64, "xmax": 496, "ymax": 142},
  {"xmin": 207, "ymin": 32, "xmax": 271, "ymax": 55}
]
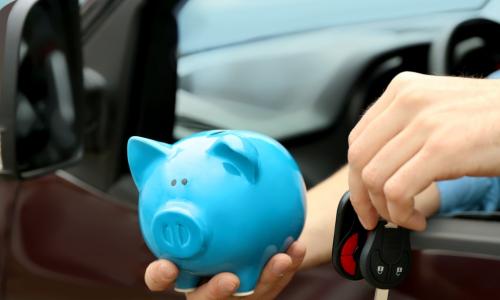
[
  {"xmin": 186, "ymin": 273, "xmax": 239, "ymax": 300},
  {"xmin": 414, "ymin": 182, "xmax": 441, "ymax": 217},
  {"xmin": 362, "ymin": 123, "xmax": 427, "ymax": 222},
  {"xmin": 348, "ymin": 106, "xmax": 411, "ymax": 227},
  {"xmin": 349, "ymin": 105, "xmax": 408, "ymax": 169},
  {"xmin": 254, "ymin": 242, "xmax": 306, "ymax": 299},
  {"xmin": 349, "ymin": 101, "xmax": 386, "ymax": 145},
  {"xmin": 349, "ymin": 71, "xmax": 421, "ymax": 146},
  {"xmin": 258, "ymin": 242, "xmax": 305, "ymax": 286},
  {"xmin": 348, "ymin": 108, "xmax": 409, "ymax": 228},
  {"xmin": 258, "ymin": 253, "xmax": 293, "ymax": 285},
  {"xmin": 348, "ymin": 167, "xmax": 378, "ymax": 230},
  {"xmin": 367, "ymin": 191, "xmax": 391, "ymax": 222},
  {"xmin": 383, "ymin": 148, "xmax": 447, "ymax": 230},
  {"xmin": 387, "ymin": 205, "xmax": 427, "ymax": 232},
  {"xmin": 287, "ymin": 242, "xmax": 307, "ymax": 270},
  {"xmin": 144, "ymin": 260, "xmax": 179, "ymax": 292},
  {"xmin": 267, "ymin": 243, "xmax": 306, "ymax": 299},
  {"xmin": 348, "ymin": 78, "xmax": 399, "ymax": 146}
]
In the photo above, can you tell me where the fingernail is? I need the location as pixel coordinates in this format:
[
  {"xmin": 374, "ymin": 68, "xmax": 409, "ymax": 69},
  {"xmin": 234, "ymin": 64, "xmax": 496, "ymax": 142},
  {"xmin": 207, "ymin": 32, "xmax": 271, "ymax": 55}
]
[
  {"xmin": 358, "ymin": 217, "xmax": 370, "ymax": 230},
  {"xmin": 159, "ymin": 263, "xmax": 176, "ymax": 280},
  {"xmin": 272, "ymin": 260, "xmax": 290, "ymax": 277},
  {"xmin": 218, "ymin": 279, "xmax": 237, "ymax": 294}
]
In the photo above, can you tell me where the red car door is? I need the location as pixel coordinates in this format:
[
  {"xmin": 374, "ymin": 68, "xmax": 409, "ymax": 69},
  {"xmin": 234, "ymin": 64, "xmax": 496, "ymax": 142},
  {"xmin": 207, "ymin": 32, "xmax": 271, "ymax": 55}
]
[{"xmin": 3, "ymin": 172, "xmax": 183, "ymax": 300}]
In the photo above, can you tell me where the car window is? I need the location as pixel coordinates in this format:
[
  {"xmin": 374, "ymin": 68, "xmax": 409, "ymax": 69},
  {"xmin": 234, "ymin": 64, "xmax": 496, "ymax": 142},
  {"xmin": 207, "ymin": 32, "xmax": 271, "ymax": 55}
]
[{"xmin": 177, "ymin": 0, "xmax": 487, "ymax": 54}]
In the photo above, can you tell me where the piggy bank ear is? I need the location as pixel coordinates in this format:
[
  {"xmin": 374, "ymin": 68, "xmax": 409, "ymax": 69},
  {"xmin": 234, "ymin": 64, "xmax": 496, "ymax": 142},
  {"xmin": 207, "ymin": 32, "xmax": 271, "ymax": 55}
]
[
  {"xmin": 208, "ymin": 134, "xmax": 259, "ymax": 183},
  {"xmin": 128, "ymin": 136, "xmax": 172, "ymax": 190}
]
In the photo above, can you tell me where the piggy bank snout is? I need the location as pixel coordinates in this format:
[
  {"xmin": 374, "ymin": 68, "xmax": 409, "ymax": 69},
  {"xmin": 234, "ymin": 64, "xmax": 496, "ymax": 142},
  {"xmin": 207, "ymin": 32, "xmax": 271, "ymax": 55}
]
[{"xmin": 152, "ymin": 208, "xmax": 206, "ymax": 259}]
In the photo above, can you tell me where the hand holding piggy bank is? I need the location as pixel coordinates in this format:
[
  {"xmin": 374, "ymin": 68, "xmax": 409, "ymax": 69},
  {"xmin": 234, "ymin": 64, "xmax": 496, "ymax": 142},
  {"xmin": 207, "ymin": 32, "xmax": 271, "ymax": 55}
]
[{"xmin": 128, "ymin": 130, "xmax": 306, "ymax": 296}]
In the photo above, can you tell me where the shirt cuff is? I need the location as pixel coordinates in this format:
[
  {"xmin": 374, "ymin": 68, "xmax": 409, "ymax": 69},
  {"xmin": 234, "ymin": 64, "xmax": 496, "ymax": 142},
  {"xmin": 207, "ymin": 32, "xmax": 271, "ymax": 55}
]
[{"xmin": 436, "ymin": 177, "xmax": 499, "ymax": 215}]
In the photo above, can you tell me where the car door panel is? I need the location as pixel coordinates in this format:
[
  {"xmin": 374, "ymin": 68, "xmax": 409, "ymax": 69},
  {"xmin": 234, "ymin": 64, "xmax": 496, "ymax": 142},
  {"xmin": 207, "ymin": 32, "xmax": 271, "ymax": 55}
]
[
  {"xmin": 0, "ymin": 180, "xmax": 19, "ymax": 298},
  {"xmin": 279, "ymin": 249, "xmax": 500, "ymax": 299},
  {"xmin": 4, "ymin": 171, "xmax": 183, "ymax": 299}
]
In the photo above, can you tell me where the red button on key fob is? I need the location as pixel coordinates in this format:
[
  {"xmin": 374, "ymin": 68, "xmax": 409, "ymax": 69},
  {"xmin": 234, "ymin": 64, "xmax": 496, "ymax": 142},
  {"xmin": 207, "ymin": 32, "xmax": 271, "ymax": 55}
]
[
  {"xmin": 332, "ymin": 192, "xmax": 367, "ymax": 280},
  {"xmin": 341, "ymin": 232, "xmax": 358, "ymax": 256}
]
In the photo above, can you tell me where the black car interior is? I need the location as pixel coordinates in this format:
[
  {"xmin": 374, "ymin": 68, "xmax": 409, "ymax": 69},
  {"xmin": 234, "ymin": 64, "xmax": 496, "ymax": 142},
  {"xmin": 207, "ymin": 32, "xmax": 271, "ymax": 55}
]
[
  {"xmin": 0, "ymin": 0, "xmax": 83, "ymax": 178},
  {"xmin": 16, "ymin": 3, "xmax": 81, "ymax": 173}
]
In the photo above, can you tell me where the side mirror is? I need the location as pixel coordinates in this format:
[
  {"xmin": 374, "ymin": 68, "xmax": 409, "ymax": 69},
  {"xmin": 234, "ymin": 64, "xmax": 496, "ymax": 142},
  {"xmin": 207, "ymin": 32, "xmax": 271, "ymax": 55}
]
[{"xmin": 0, "ymin": 0, "xmax": 83, "ymax": 178}]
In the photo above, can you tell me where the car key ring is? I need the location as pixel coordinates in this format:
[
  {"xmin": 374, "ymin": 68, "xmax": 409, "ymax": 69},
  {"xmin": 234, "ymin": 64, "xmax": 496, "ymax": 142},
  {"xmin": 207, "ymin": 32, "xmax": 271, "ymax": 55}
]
[{"xmin": 332, "ymin": 192, "xmax": 412, "ymax": 300}]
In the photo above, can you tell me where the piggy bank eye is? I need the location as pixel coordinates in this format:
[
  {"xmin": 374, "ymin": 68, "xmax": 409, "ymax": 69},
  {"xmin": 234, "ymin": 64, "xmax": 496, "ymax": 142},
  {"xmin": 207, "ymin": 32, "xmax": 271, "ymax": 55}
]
[
  {"xmin": 170, "ymin": 179, "xmax": 177, "ymax": 186},
  {"xmin": 181, "ymin": 178, "xmax": 188, "ymax": 185}
]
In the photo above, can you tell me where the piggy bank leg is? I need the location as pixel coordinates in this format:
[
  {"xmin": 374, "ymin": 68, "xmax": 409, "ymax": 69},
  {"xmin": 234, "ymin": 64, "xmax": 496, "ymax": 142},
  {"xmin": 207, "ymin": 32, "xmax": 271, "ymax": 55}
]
[
  {"xmin": 174, "ymin": 271, "xmax": 200, "ymax": 293},
  {"xmin": 233, "ymin": 267, "xmax": 262, "ymax": 297}
]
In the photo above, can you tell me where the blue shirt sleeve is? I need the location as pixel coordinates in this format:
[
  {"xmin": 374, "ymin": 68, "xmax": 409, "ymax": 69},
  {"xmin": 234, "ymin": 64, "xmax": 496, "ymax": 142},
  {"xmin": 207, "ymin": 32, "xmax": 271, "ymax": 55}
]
[{"xmin": 436, "ymin": 177, "xmax": 500, "ymax": 215}]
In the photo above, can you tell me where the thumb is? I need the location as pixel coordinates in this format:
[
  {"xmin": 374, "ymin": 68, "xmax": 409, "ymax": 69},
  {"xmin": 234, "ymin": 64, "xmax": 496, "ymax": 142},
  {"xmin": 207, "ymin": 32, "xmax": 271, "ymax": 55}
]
[
  {"xmin": 186, "ymin": 273, "xmax": 239, "ymax": 300},
  {"xmin": 145, "ymin": 259, "xmax": 178, "ymax": 291}
]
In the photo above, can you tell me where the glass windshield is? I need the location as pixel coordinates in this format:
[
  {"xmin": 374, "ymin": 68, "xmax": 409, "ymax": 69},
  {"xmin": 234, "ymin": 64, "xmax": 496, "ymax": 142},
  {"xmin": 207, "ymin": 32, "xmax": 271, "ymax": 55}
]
[{"xmin": 178, "ymin": 0, "xmax": 487, "ymax": 54}]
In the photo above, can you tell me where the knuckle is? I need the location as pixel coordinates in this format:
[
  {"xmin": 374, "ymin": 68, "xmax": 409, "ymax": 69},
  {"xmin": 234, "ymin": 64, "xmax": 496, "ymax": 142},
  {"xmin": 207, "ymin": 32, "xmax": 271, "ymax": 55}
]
[
  {"xmin": 389, "ymin": 72, "xmax": 427, "ymax": 106},
  {"xmin": 388, "ymin": 72, "xmax": 411, "ymax": 93},
  {"xmin": 423, "ymin": 137, "xmax": 447, "ymax": 155},
  {"xmin": 347, "ymin": 145, "xmax": 363, "ymax": 169},
  {"xmin": 391, "ymin": 211, "xmax": 410, "ymax": 224},
  {"xmin": 348, "ymin": 130, "xmax": 356, "ymax": 146},
  {"xmin": 393, "ymin": 85, "xmax": 421, "ymax": 108},
  {"xmin": 393, "ymin": 71, "xmax": 418, "ymax": 85},
  {"xmin": 415, "ymin": 114, "xmax": 440, "ymax": 131},
  {"xmin": 383, "ymin": 180, "xmax": 406, "ymax": 204},
  {"xmin": 361, "ymin": 166, "xmax": 383, "ymax": 192}
]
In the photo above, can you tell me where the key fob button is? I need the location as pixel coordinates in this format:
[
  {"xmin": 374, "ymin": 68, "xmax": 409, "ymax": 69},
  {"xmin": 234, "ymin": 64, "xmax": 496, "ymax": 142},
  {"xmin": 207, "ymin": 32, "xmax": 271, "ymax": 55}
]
[
  {"xmin": 389, "ymin": 253, "xmax": 410, "ymax": 282},
  {"xmin": 341, "ymin": 255, "xmax": 357, "ymax": 276},
  {"xmin": 370, "ymin": 251, "xmax": 389, "ymax": 283},
  {"xmin": 340, "ymin": 233, "xmax": 360, "ymax": 276},
  {"xmin": 332, "ymin": 192, "xmax": 367, "ymax": 280},
  {"xmin": 341, "ymin": 233, "xmax": 359, "ymax": 256}
]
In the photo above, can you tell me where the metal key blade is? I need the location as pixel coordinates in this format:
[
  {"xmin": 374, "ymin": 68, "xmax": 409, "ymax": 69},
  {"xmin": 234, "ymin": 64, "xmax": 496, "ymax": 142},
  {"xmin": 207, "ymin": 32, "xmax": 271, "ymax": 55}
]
[
  {"xmin": 374, "ymin": 288, "xmax": 389, "ymax": 300},
  {"xmin": 385, "ymin": 222, "xmax": 397, "ymax": 229}
]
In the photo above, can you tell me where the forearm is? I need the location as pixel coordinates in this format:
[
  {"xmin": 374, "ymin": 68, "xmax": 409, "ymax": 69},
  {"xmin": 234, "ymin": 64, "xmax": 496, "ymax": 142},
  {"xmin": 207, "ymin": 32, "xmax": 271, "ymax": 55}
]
[{"xmin": 299, "ymin": 166, "xmax": 348, "ymax": 269}]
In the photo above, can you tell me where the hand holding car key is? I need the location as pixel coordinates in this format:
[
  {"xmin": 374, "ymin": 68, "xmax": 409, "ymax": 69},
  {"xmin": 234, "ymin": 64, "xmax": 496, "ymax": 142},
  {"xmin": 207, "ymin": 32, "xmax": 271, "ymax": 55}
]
[{"xmin": 332, "ymin": 192, "xmax": 411, "ymax": 300}]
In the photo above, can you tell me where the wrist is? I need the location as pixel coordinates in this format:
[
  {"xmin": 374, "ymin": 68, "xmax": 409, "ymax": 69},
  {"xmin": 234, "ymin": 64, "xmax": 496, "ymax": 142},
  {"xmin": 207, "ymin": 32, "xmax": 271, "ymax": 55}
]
[
  {"xmin": 298, "ymin": 166, "xmax": 349, "ymax": 269},
  {"xmin": 298, "ymin": 215, "xmax": 334, "ymax": 269}
]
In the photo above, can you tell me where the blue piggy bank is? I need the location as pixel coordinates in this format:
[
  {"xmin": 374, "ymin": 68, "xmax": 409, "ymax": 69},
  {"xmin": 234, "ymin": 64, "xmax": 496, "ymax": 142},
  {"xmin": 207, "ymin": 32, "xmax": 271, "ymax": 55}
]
[{"xmin": 127, "ymin": 130, "xmax": 306, "ymax": 296}]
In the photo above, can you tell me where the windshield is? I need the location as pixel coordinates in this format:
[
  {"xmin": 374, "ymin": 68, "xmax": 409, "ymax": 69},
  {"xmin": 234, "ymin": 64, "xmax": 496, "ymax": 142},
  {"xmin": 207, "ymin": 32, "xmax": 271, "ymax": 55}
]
[{"xmin": 178, "ymin": 0, "xmax": 487, "ymax": 54}]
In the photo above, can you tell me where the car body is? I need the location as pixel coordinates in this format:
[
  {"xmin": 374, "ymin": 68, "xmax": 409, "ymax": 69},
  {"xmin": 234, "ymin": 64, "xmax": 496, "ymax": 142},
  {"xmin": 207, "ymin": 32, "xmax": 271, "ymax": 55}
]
[{"xmin": 1, "ymin": 0, "xmax": 500, "ymax": 299}]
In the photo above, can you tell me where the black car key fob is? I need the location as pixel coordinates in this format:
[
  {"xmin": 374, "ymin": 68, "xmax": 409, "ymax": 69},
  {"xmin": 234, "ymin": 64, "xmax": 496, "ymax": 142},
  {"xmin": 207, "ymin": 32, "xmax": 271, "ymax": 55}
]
[
  {"xmin": 332, "ymin": 192, "xmax": 367, "ymax": 280},
  {"xmin": 359, "ymin": 221, "xmax": 411, "ymax": 289}
]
